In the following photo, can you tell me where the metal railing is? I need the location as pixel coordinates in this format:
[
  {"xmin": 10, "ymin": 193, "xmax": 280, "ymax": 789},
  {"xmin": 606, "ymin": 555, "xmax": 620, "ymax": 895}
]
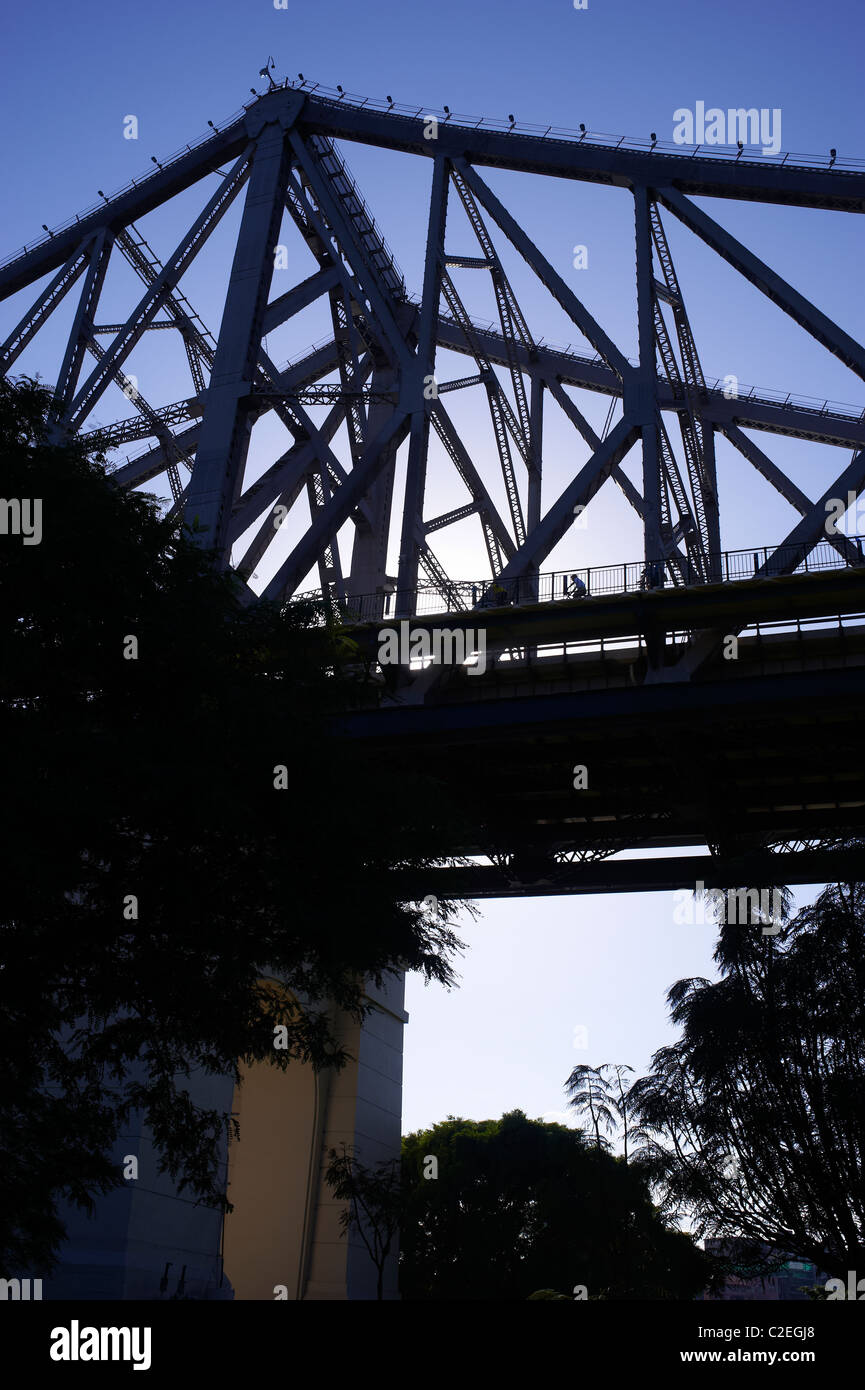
[
  {"xmin": 309, "ymin": 135, "xmax": 406, "ymax": 297},
  {"xmin": 290, "ymin": 80, "xmax": 864, "ymax": 172},
  {"xmin": 0, "ymin": 103, "xmax": 254, "ymax": 273},
  {"xmin": 295, "ymin": 534, "xmax": 865, "ymax": 624},
  {"xmin": 3, "ymin": 76, "xmax": 861, "ymax": 275},
  {"xmin": 456, "ymin": 610, "xmax": 865, "ymax": 692},
  {"xmin": 431, "ymin": 306, "xmax": 865, "ymax": 423}
]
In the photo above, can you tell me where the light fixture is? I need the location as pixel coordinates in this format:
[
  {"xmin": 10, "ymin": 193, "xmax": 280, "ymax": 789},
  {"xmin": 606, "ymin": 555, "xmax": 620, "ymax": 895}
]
[{"xmin": 258, "ymin": 57, "xmax": 278, "ymax": 90}]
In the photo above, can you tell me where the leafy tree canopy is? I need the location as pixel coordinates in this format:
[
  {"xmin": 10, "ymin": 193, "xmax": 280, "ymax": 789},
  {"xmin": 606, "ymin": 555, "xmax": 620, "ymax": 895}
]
[
  {"xmin": 400, "ymin": 1110, "xmax": 709, "ymax": 1299},
  {"xmin": 627, "ymin": 877, "xmax": 865, "ymax": 1281},
  {"xmin": 0, "ymin": 376, "xmax": 464, "ymax": 1274}
]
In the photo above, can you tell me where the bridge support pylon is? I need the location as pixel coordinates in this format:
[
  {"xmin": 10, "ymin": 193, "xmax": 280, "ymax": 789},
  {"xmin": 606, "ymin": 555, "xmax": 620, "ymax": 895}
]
[{"xmin": 222, "ymin": 973, "xmax": 407, "ymax": 1300}]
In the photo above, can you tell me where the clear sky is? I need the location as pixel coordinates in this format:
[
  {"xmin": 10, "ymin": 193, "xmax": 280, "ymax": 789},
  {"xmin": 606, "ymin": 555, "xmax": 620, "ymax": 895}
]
[{"xmin": 1, "ymin": 0, "xmax": 862, "ymax": 1136}]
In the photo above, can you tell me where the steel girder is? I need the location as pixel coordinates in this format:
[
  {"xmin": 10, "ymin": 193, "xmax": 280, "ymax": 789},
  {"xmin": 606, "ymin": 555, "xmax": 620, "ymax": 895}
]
[
  {"xmin": 1, "ymin": 82, "xmax": 863, "ymax": 649},
  {"xmin": 3, "ymin": 86, "xmax": 858, "ymax": 306},
  {"xmin": 390, "ymin": 847, "xmax": 865, "ymax": 901}
]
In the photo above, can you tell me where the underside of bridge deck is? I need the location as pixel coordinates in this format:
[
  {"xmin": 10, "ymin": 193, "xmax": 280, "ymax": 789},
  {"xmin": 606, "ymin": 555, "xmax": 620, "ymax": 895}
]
[{"xmin": 337, "ymin": 569, "xmax": 865, "ymax": 898}]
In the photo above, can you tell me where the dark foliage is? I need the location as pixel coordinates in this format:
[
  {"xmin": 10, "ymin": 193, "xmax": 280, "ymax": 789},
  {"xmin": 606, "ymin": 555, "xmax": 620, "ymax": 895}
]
[
  {"xmin": 400, "ymin": 1110, "xmax": 710, "ymax": 1299},
  {"xmin": 0, "ymin": 377, "xmax": 465, "ymax": 1272},
  {"xmin": 628, "ymin": 876, "xmax": 865, "ymax": 1281}
]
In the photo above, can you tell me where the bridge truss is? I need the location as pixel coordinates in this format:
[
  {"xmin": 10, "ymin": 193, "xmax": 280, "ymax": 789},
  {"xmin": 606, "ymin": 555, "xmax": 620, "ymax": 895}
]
[
  {"xmin": 2, "ymin": 79, "xmax": 864, "ymax": 616},
  {"xmin": 2, "ymin": 78, "xmax": 865, "ymax": 890}
]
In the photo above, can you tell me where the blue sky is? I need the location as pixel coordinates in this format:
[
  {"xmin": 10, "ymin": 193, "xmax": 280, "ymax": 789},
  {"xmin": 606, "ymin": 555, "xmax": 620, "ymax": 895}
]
[{"xmin": 1, "ymin": 0, "xmax": 862, "ymax": 1136}]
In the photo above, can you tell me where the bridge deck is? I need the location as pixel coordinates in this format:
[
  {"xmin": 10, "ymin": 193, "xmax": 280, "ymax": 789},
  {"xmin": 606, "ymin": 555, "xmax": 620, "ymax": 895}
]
[{"xmin": 333, "ymin": 567, "xmax": 865, "ymax": 897}]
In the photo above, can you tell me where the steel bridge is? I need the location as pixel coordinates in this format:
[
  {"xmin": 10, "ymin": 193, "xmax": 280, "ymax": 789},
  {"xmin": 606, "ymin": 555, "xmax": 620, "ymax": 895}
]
[
  {"xmin": 6, "ymin": 72, "xmax": 865, "ymax": 1305},
  {"xmin": 3, "ymin": 74, "xmax": 865, "ymax": 894}
]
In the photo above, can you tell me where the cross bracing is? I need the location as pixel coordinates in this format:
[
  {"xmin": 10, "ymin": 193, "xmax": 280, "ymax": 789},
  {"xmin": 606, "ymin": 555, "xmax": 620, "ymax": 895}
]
[{"xmin": 2, "ymin": 78, "xmax": 864, "ymax": 674}]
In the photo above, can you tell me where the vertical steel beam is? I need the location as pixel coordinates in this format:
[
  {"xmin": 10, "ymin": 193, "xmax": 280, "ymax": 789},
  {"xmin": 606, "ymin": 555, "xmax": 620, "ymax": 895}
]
[
  {"xmin": 632, "ymin": 185, "xmax": 663, "ymax": 562},
  {"xmin": 53, "ymin": 228, "xmax": 114, "ymax": 421},
  {"xmin": 306, "ymin": 465, "xmax": 346, "ymax": 609},
  {"xmin": 528, "ymin": 376, "xmax": 543, "ymax": 532},
  {"xmin": 347, "ymin": 364, "xmax": 400, "ymax": 606},
  {"xmin": 526, "ymin": 376, "xmax": 544, "ymax": 602},
  {"xmin": 184, "ymin": 126, "xmax": 291, "ymax": 560},
  {"xmin": 701, "ymin": 423, "xmax": 722, "ymax": 577},
  {"xmin": 395, "ymin": 156, "xmax": 449, "ymax": 615}
]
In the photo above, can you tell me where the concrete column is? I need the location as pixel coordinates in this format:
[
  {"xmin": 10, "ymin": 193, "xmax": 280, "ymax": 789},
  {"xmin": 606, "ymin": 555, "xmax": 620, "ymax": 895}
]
[
  {"xmin": 38, "ymin": 972, "xmax": 406, "ymax": 1301},
  {"xmin": 222, "ymin": 973, "xmax": 407, "ymax": 1300},
  {"xmin": 40, "ymin": 1066, "xmax": 234, "ymax": 1301}
]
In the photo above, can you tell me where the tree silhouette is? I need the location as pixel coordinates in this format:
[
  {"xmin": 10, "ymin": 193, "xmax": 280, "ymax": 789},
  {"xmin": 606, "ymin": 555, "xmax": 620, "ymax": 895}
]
[
  {"xmin": 400, "ymin": 1111, "xmax": 709, "ymax": 1299},
  {"xmin": 627, "ymin": 875, "xmax": 865, "ymax": 1281},
  {"xmin": 324, "ymin": 1145, "xmax": 404, "ymax": 1300},
  {"xmin": 565, "ymin": 1063, "xmax": 633, "ymax": 1153},
  {"xmin": 0, "ymin": 376, "xmax": 466, "ymax": 1274}
]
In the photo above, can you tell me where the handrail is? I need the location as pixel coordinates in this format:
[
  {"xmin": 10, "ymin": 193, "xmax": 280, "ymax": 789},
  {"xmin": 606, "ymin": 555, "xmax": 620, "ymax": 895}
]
[
  {"xmin": 293, "ymin": 533, "xmax": 865, "ymax": 621},
  {"xmin": 274, "ymin": 310, "xmax": 865, "ymax": 426},
  {"xmin": 0, "ymin": 103, "xmax": 253, "ymax": 273},
  {"xmin": 292, "ymin": 80, "xmax": 864, "ymax": 173},
  {"xmin": 2, "ymin": 76, "xmax": 862, "ymax": 274}
]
